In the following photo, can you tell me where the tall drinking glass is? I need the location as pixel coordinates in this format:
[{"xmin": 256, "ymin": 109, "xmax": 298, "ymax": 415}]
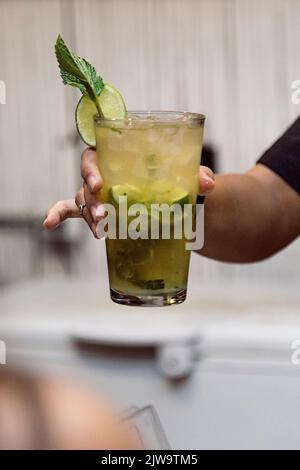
[{"xmin": 95, "ymin": 111, "xmax": 205, "ymax": 306}]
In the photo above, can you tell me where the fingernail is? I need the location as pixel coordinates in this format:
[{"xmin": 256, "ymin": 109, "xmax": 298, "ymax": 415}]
[
  {"xmin": 88, "ymin": 175, "xmax": 97, "ymax": 191},
  {"xmin": 95, "ymin": 204, "xmax": 106, "ymax": 218},
  {"xmin": 203, "ymin": 176, "xmax": 214, "ymax": 187}
]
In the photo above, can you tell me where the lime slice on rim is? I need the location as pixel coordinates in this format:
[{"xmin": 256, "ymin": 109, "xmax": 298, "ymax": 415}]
[
  {"xmin": 75, "ymin": 84, "xmax": 127, "ymax": 147},
  {"xmin": 75, "ymin": 96, "xmax": 97, "ymax": 147},
  {"xmin": 98, "ymin": 84, "xmax": 127, "ymax": 119}
]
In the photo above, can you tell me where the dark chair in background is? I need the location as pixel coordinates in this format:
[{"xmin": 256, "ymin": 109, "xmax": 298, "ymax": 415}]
[{"xmin": 201, "ymin": 144, "xmax": 217, "ymax": 174}]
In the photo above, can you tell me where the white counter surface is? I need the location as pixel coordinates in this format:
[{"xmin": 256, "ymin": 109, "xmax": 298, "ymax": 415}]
[
  {"xmin": 1, "ymin": 277, "xmax": 300, "ymax": 449},
  {"xmin": 1, "ymin": 276, "xmax": 300, "ymax": 358}
]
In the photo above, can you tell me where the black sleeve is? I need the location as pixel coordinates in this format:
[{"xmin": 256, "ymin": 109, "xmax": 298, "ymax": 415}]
[{"xmin": 257, "ymin": 117, "xmax": 300, "ymax": 193}]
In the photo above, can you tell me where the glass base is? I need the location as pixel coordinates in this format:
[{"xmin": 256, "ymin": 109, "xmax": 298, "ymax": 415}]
[{"xmin": 110, "ymin": 288, "xmax": 187, "ymax": 307}]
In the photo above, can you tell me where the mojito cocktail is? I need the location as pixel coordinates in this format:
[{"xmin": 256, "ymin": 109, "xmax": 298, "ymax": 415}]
[
  {"xmin": 54, "ymin": 37, "xmax": 205, "ymax": 306},
  {"xmin": 95, "ymin": 112, "xmax": 205, "ymax": 306}
]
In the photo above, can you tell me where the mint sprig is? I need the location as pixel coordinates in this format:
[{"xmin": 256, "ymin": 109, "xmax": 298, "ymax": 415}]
[{"xmin": 55, "ymin": 35, "xmax": 104, "ymax": 116}]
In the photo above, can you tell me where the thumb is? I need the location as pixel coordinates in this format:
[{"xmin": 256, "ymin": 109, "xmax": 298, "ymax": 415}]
[{"xmin": 198, "ymin": 166, "xmax": 215, "ymax": 195}]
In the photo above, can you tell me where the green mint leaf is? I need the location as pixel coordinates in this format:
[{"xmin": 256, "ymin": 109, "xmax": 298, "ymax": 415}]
[
  {"xmin": 59, "ymin": 70, "xmax": 87, "ymax": 94},
  {"xmin": 55, "ymin": 34, "xmax": 104, "ymax": 115},
  {"xmin": 81, "ymin": 58, "xmax": 104, "ymax": 96}
]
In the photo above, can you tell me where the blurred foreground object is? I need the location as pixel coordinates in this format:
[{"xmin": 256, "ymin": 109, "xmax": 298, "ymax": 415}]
[
  {"xmin": 121, "ymin": 405, "xmax": 170, "ymax": 450},
  {"xmin": 0, "ymin": 368, "xmax": 137, "ymax": 450},
  {"xmin": 2, "ymin": 277, "xmax": 300, "ymax": 448}
]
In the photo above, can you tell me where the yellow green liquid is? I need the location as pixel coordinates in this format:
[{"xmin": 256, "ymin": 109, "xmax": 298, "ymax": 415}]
[
  {"xmin": 95, "ymin": 114, "xmax": 204, "ymax": 305},
  {"xmin": 106, "ymin": 237, "xmax": 191, "ymax": 297}
]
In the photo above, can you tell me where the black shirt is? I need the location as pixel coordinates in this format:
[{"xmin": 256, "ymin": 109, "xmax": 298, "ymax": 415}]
[{"xmin": 258, "ymin": 117, "xmax": 300, "ymax": 193}]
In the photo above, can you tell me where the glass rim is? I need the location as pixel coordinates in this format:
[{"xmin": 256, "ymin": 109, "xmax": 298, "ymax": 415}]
[{"xmin": 94, "ymin": 110, "xmax": 205, "ymax": 126}]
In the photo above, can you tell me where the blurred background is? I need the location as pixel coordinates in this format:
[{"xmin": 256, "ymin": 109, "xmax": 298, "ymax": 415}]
[{"xmin": 1, "ymin": 0, "xmax": 300, "ymax": 450}]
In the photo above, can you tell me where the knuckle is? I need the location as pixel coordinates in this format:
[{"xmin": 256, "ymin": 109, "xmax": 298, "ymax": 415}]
[
  {"xmin": 64, "ymin": 208, "xmax": 73, "ymax": 219},
  {"xmin": 57, "ymin": 200, "xmax": 72, "ymax": 217},
  {"xmin": 54, "ymin": 200, "xmax": 65, "ymax": 211},
  {"xmin": 58, "ymin": 199, "xmax": 68, "ymax": 209}
]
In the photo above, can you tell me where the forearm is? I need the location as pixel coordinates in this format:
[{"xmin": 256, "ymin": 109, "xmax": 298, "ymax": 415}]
[{"xmin": 199, "ymin": 165, "xmax": 300, "ymax": 262}]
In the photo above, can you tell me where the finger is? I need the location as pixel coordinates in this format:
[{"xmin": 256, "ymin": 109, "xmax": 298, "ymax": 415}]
[
  {"xmin": 198, "ymin": 165, "xmax": 215, "ymax": 195},
  {"xmin": 75, "ymin": 187, "xmax": 99, "ymax": 238},
  {"xmin": 83, "ymin": 182, "xmax": 106, "ymax": 222},
  {"xmin": 81, "ymin": 148, "xmax": 102, "ymax": 193},
  {"xmin": 43, "ymin": 199, "xmax": 79, "ymax": 230}
]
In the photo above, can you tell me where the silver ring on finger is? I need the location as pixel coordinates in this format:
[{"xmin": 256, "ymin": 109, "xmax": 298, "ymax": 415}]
[{"xmin": 79, "ymin": 203, "xmax": 86, "ymax": 217}]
